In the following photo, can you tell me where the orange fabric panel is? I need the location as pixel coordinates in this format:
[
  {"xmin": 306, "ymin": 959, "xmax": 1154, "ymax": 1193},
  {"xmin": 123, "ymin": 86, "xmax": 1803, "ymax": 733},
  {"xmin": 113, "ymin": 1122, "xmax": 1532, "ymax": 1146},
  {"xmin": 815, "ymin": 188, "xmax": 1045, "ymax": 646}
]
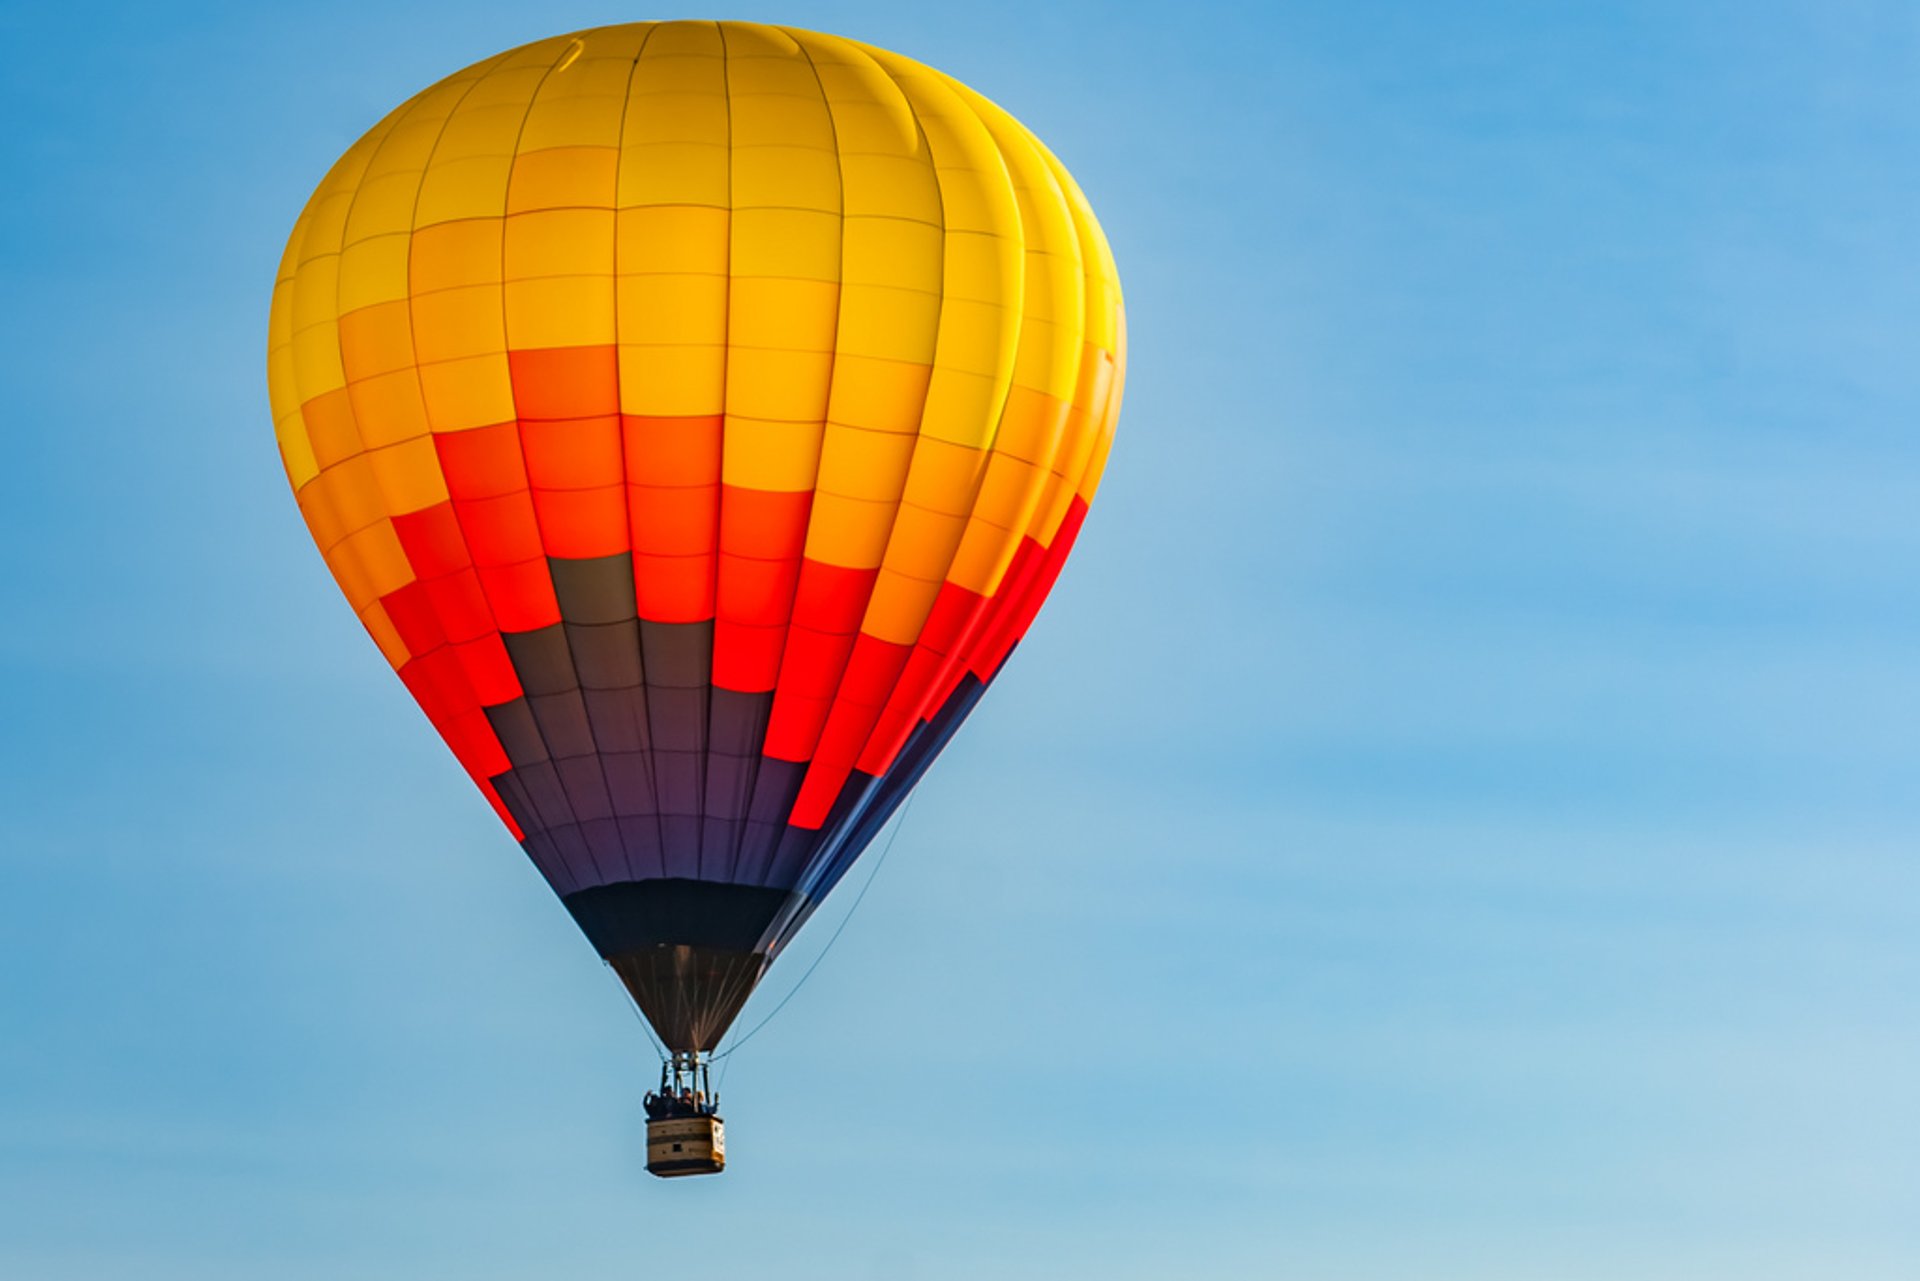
[
  {"xmin": 507, "ymin": 344, "xmax": 620, "ymax": 420},
  {"xmin": 521, "ymin": 414, "xmax": 622, "ymax": 489},
  {"xmin": 303, "ymin": 389, "xmax": 362, "ymax": 469},
  {"xmin": 622, "ymin": 414, "xmax": 724, "ymax": 486}
]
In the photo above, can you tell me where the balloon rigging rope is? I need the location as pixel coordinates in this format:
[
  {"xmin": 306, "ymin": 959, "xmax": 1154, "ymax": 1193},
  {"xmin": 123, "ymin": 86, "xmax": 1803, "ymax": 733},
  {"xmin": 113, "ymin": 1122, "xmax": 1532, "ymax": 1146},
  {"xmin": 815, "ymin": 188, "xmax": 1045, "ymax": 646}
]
[
  {"xmin": 709, "ymin": 793, "xmax": 918, "ymax": 1065},
  {"xmin": 621, "ymin": 984, "xmax": 669, "ymax": 1064}
]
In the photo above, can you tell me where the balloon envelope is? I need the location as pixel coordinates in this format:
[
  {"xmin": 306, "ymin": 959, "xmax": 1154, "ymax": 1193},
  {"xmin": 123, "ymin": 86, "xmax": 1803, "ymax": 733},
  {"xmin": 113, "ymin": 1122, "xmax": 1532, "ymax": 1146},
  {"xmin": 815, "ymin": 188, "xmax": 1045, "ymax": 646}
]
[{"xmin": 267, "ymin": 20, "xmax": 1124, "ymax": 1051}]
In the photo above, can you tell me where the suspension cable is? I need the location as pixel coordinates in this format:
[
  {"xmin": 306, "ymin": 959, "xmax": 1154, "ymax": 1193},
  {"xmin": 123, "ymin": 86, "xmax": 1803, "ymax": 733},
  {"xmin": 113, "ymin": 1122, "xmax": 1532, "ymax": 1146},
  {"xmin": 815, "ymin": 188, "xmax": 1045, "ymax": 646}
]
[{"xmin": 710, "ymin": 794, "xmax": 917, "ymax": 1061}]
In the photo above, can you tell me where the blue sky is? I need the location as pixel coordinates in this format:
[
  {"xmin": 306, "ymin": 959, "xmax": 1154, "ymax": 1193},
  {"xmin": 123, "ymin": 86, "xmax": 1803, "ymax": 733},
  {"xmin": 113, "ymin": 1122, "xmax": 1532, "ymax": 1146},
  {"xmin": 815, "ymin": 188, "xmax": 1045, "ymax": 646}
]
[{"xmin": 4, "ymin": 1, "xmax": 1920, "ymax": 1277}]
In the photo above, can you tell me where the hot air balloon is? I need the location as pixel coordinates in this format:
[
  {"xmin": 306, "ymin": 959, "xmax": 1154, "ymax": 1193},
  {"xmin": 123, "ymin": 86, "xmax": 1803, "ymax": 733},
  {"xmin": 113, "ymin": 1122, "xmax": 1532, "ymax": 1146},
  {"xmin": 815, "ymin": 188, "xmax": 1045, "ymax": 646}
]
[{"xmin": 266, "ymin": 20, "xmax": 1123, "ymax": 1177}]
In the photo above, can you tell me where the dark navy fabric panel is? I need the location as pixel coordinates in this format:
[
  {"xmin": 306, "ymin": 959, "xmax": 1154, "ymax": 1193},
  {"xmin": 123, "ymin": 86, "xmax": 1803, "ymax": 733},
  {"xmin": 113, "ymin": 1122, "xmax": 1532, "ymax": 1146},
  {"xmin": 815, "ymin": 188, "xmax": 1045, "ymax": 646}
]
[
  {"xmin": 567, "ymin": 619, "xmax": 644, "ymax": 688},
  {"xmin": 550, "ymin": 554, "xmax": 637, "ymax": 626},
  {"xmin": 502, "ymin": 625, "xmax": 576, "ymax": 696},
  {"xmin": 562, "ymin": 878, "xmax": 800, "ymax": 955}
]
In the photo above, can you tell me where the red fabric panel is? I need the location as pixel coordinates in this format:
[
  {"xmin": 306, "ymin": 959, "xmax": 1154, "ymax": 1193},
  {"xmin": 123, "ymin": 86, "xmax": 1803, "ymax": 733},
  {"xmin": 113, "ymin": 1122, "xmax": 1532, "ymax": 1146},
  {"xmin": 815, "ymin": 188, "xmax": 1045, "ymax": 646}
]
[
  {"xmin": 380, "ymin": 579, "xmax": 447, "ymax": 656},
  {"xmin": 633, "ymin": 552, "xmax": 713, "ymax": 623},
  {"xmin": 422, "ymin": 568, "xmax": 494, "ymax": 643},
  {"xmin": 392, "ymin": 502, "xmax": 471, "ymax": 579},
  {"xmin": 530, "ymin": 481, "xmax": 628, "ymax": 558},
  {"xmin": 435, "ymin": 422, "xmax": 526, "ymax": 499},
  {"xmin": 712, "ymin": 619, "xmax": 784, "ymax": 692},
  {"xmin": 475, "ymin": 557, "xmax": 560, "ymax": 631},
  {"xmin": 453, "ymin": 492, "xmax": 543, "ymax": 566},
  {"xmin": 453, "ymin": 633, "xmax": 522, "ymax": 705}
]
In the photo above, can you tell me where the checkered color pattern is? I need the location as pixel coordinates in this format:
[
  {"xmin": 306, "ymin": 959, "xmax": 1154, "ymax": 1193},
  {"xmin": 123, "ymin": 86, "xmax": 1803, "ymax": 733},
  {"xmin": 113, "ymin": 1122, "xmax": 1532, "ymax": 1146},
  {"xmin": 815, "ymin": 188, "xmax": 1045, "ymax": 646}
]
[{"xmin": 267, "ymin": 20, "xmax": 1124, "ymax": 959}]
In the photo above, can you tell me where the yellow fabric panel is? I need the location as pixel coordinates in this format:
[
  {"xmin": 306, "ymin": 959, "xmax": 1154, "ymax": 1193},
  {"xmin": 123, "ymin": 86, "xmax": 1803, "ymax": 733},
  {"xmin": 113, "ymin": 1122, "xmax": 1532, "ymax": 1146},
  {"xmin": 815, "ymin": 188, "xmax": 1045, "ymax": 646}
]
[
  {"xmin": 856, "ymin": 47, "xmax": 1023, "ymax": 458},
  {"xmin": 418, "ymin": 353, "xmax": 515, "ymax": 432},
  {"xmin": 640, "ymin": 19, "xmax": 725, "ymax": 60},
  {"xmin": 347, "ymin": 369, "xmax": 432, "ymax": 449},
  {"xmin": 288, "ymin": 251, "xmax": 340, "ymax": 334},
  {"xmin": 832, "ymin": 284, "xmax": 941, "ymax": 365},
  {"xmin": 718, "ymin": 21, "xmax": 801, "ymax": 60},
  {"xmin": 288, "ymin": 100, "xmax": 404, "ymax": 266},
  {"xmin": 815, "ymin": 424, "xmax": 919, "ymax": 502},
  {"xmin": 924, "ymin": 295, "xmax": 1009, "ymax": 380},
  {"xmin": 356, "ymin": 111, "xmax": 457, "ymax": 185},
  {"xmin": 621, "ymin": 89, "xmax": 728, "ymax": 144},
  {"xmin": 616, "ymin": 205, "xmax": 728, "ymax": 273},
  {"xmin": 721, "ymin": 417, "xmax": 823, "ymax": 491},
  {"xmin": 730, "ymin": 90, "xmax": 835, "ymax": 151},
  {"xmin": 618, "ymin": 272, "xmax": 727, "ymax": 345},
  {"xmin": 368, "ymin": 435, "xmax": 450, "ymax": 514},
  {"xmin": 1038, "ymin": 143, "xmax": 1122, "ymax": 354},
  {"xmin": 293, "ymin": 189, "xmax": 354, "ymax": 270},
  {"xmin": 342, "ymin": 171, "xmax": 424, "ymax": 251},
  {"xmin": 841, "ymin": 217, "xmax": 942, "ymax": 293},
  {"xmin": 959, "ymin": 90, "xmax": 1086, "ymax": 402},
  {"xmin": 337, "ymin": 299, "xmax": 414, "ymax": 383},
  {"xmin": 732, "ymin": 208, "xmax": 839, "ymax": 281},
  {"xmin": 900, "ymin": 437, "xmax": 988, "ymax": 517},
  {"xmin": 825, "ymin": 356, "xmax": 933, "ymax": 434},
  {"xmin": 569, "ymin": 24, "xmax": 655, "ymax": 62},
  {"xmin": 941, "ymin": 231, "xmax": 1014, "ymax": 307},
  {"xmin": 729, "ymin": 277, "xmax": 838, "ymax": 351},
  {"xmin": 411, "ymin": 284, "xmax": 506, "ymax": 364},
  {"xmin": 337, "ymin": 232, "xmax": 411, "ymax": 313},
  {"xmin": 415, "ymin": 155, "xmax": 516, "ymax": 227},
  {"xmin": 726, "ymin": 348, "xmax": 834, "ymax": 423},
  {"xmin": 732, "ymin": 144, "xmax": 840, "ymax": 212},
  {"xmin": 410, "ymin": 218, "xmax": 504, "ymax": 293},
  {"xmin": 838, "ymin": 154, "xmax": 944, "ymax": 224},
  {"xmin": 412, "ymin": 62, "xmax": 558, "ymax": 226},
  {"xmin": 519, "ymin": 54, "xmax": 641, "ymax": 151},
  {"xmin": 800, "ymin": 30, "xmax": 920, "ymax": 146},
  {"xmin": 505, "ymin": 207, "xmax": 613, "ymax": 279},
  {"xmin": 617, "ymin": 142, "xmax": 730, "ymax": 207},
  {"xmin": 917, "ymin": 367, "xmax": 1001, "ymax": 452},
  {"xmin": 794, "ymin": 19, "xmax": 941, "ymax": 500},
  {"xmin": 290, "ymin": 315, "xmax": 346, "ymax": 402},
  {"xmin": 267, "ymin": 324, "xmax": 300, "ymax": 449},
  {"xmin": 506, "ymin": 146, "xmax": 618, "ymax": 212},
  {"xmin": 269, "ymin": 18, "xmax": 1125, "ymax": 692},
  {"xmin": 274, "ymin": 411, "xmax": 318, "ymax": 493},
  {"xmin": 803, "ymin": 490, "xmax": 898, "ymax": 569},
  {"xmin": 619, "ymin": 345, "xmax": 726, "ymax": 417},
  {"xmin": 505, "ymin": 273, "xmax": 615, "ymax": 350}
]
